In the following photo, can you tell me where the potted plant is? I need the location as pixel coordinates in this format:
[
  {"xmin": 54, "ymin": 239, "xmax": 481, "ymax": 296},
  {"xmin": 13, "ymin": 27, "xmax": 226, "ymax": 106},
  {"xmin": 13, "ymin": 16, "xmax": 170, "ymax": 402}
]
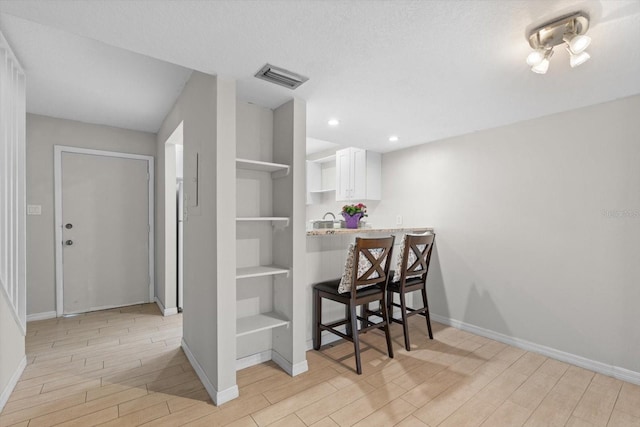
[{"xmin": 341, "ymin": 203, "xmax": 367, "ymax": 229}]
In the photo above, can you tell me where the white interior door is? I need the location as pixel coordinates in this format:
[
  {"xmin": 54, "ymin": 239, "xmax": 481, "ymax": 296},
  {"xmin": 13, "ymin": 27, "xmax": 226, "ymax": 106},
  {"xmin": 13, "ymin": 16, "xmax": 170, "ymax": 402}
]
[{"xmin": 60, "ymin": 151, "xmax": 150, "ymax": 314}]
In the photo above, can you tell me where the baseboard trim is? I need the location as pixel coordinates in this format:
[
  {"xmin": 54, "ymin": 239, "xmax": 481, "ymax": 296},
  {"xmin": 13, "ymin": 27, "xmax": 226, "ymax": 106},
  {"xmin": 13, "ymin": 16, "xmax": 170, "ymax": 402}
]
[
  {"xmin": 181, "ymin": 338, "xmax": 239, "ymax": 405},
  {"xmin": 236, "ymin": 350, "xmax": 272, "ymax": 371},
  {"xmin": 307, "ymin": 331, "xmax": 342, "ymax": 351},
  {"xmin": 236, "ymin": 349, "xmax": 308, "ymax": 377},
  {"xmin": 430, "ymin": 313, "xmax": 640, "ymax": 386},
  {"xmin": 155, "ymin": 297, "xmax": 178, "ymax": 316},
  {"xmin": 26, "ymin": 311, "xmax": 57, "ymax": 322},
  {"xmin": 0, "ymin": 355, "xmax": 26, "ymax": 412},
  {"xmin": 271, "ymin": 350, "xmax": 309, "ymax": 376}
]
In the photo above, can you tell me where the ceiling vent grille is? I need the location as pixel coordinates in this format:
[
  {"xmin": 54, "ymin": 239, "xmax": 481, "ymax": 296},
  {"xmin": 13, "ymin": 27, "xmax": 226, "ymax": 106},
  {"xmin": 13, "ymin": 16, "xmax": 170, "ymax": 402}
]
[{"xmin": 255, "ymin": 64, "xmax": 308, "ymax": 89}]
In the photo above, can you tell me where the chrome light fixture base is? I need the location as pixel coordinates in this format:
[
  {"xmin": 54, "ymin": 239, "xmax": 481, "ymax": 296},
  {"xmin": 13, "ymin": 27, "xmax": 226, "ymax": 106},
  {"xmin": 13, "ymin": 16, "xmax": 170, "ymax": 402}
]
[{"xmin": 528, "ymin": 11, "xmax": 590, "ymax": 51}]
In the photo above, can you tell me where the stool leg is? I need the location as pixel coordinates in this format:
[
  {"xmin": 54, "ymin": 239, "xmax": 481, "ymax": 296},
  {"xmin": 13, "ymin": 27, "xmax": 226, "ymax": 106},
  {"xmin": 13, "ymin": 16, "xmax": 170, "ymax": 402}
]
[
  {"xmin": 350, "ymin": 303, "xmax": 362, "ymax": 375},
  {"xmin": 360, "ymin": 303, "xmax": 369, "ymax": 332},
  {"xmin": 345, "ymin": 304, "xmax": 352, "ymax": 337},
  {"xmin": 386, "ymin": 289, "xmax": 394, "ymax": 323},
  {"xmin": 421, "ymin": 287, "xmax": 433, "ymax": 340},
  {"xmin": 380, "ymin": 295, "xmax": 394, "ymax": 359},
  {"xmin": 313, "ymin": 289, "xmax": 321, "ymax": 350},
  {"xmin": 399, "ymin": 291, "xmax": 411, "ymax": 351}
]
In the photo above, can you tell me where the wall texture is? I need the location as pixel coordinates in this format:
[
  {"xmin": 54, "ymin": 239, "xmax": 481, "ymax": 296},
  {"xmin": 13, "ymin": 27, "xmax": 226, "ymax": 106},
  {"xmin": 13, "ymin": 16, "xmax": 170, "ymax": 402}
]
[
  {"xmin": 371, "ymin": 94, "xmax": 640, "ymax": 375},
  {"xmin": 25, "ymin": 114, "xmax": 156, "ymax": 315}
]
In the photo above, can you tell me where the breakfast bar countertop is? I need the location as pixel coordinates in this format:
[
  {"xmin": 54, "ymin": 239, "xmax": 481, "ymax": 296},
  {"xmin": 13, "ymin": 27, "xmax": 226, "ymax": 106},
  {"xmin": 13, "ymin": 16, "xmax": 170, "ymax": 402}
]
[{"xmin": 306, "ymin": 226, "xmax": 434, "ymax": 236}]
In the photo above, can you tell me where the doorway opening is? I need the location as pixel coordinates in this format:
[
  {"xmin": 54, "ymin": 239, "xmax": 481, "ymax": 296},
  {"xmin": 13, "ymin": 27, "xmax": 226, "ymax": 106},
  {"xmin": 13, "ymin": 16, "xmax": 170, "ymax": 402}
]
[{"xmin": 164, "ymin": 122, "xmax": 184, "ymax": 313}]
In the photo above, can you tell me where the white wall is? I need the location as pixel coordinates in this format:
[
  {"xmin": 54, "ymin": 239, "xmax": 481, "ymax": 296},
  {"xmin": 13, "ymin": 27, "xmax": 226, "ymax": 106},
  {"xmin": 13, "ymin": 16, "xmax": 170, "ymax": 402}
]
[
  {"xmin": 25, "ymin": 114, "xmax": 157, "ymax": 315},
  {"xmin": 371, "ymin": 95, "xmax": 640, "ymax": 376},
  {"xmin": 157, "ymin": 72, "xmax": 237, "ymax": 403},
  {"xmin": 0, "ymin": 292, "xmax": 25, "ymax": 411}
]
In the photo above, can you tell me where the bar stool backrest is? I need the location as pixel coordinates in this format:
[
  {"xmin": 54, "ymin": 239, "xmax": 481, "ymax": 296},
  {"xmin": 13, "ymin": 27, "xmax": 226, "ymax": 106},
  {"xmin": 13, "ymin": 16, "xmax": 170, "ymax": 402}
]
[
  {"xmin": 351, "ymin": 236, "xmax": 395, "ymax": 297},
  {"xmin": 397, "ymin": 233, "xmax": 435, "ymax": 287}
]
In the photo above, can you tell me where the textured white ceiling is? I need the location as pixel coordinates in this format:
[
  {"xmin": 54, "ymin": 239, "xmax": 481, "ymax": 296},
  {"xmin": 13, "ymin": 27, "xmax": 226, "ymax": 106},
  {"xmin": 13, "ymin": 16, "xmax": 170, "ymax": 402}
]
[
  {"xmin": 0, "ymin": 0, "xmax": 639, "ymax": 152},
  {"xmin": 0, "ymin": 13, "xmax": 192, "ymax": 134},
  {"xmin": 306, "ymin": 138, "xmax": 340, "ymax": 156}
]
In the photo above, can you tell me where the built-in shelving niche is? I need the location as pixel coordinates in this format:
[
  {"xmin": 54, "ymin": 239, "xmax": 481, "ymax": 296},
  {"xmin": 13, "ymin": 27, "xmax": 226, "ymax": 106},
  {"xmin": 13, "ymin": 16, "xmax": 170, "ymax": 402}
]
[{"xmin": 234, "ymin": 100, "xmax": 306, "ymax": 379}]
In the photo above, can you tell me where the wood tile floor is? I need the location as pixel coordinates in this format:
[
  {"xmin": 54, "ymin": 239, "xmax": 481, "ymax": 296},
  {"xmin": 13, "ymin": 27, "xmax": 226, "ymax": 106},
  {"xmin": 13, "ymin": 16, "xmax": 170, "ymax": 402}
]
[{"xmin": 2, "ymin": 303, "xmax": 639, "ymax": 426}]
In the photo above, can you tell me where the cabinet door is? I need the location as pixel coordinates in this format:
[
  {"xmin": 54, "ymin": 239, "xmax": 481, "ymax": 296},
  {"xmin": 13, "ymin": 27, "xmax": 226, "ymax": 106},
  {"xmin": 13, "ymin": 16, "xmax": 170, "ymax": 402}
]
[
  {"xmin": 351, "ymin": 148, "xmax": 367, "ymax": 200},
  {"xmin": 335, "ymin": 148, "xmax": 352, "ymax": 201}
]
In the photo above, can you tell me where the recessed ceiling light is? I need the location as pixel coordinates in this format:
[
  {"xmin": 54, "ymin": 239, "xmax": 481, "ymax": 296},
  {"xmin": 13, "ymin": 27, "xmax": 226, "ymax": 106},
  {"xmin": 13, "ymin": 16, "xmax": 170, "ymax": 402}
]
[
  {"xmin": 328, "ymin": 119, "xmax": 340, "ymax": 126},
  {"xmin": 389, "ymin": 135, "xmax": 399, "ymax": 142}
]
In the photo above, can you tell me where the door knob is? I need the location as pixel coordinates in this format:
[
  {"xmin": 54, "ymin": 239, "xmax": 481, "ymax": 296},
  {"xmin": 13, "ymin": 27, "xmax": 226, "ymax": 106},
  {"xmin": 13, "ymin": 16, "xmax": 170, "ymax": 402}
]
[
  {"xmin": 65, "ymin": 223, "xmax": 73, "ymax": 229},
  {"xmin": 65, "ymin": 240, "xmax": 73, "ymax": 246}
]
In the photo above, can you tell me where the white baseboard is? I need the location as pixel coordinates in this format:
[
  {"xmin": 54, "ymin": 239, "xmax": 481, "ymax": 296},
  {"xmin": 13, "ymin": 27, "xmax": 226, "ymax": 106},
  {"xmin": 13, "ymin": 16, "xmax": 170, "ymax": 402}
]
[
  {"xmin": 430, "ymin": 313, "xmax": 640, "ymax": 386},
  {"xmin": 155, "ymin": 297, "xmax": 178, "ymax": 316},
  {"xmin": 236, "ymin": 350, "xmax": 272, "ymax": 371},
  {"xmin": 181, "ymin": 338, "xmax": 239, "ymax": 405},
  {"xmin": 271, "ymin": 350, "xmax": 309, "ymax": 376},
  {"xmin": 236, "ymin": 349, "xmax": 308, "ymax": 377},
  {"xmin": 306, "ymin": 330, "xmax": 343, "ymax": 351},
  {"xmin": 0, "ymin": 355, "xmax": 26, "ymax": 412},
  {"xmin": 26, "ymin": 311, "xmax": 57, "ymax": 322}
]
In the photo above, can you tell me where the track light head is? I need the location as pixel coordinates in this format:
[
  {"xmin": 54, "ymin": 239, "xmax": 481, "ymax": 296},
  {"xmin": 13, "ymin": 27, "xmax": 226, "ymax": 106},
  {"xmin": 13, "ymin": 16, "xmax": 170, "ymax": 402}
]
[
  {"xmin": 564, "ymin": 34, "xmax": 591, "ymax": 54},
  {"xmin": 569, "ymin": 50, "xmax": 591, "ymax": 67}
]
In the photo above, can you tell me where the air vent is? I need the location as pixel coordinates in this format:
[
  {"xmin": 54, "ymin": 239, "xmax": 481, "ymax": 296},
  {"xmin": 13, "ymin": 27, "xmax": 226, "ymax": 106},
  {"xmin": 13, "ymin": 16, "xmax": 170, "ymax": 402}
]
[{"xmin": 255, "ymin": 64, "xmax": 308, "ymax": 89}]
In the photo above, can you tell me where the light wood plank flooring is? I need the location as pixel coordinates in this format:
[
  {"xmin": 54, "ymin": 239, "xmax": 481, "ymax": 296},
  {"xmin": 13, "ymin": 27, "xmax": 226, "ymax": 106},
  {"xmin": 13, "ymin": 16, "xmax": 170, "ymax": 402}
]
[{"xmin": 1, "ymin": 303, "xmax": 638, "ymax": 426}]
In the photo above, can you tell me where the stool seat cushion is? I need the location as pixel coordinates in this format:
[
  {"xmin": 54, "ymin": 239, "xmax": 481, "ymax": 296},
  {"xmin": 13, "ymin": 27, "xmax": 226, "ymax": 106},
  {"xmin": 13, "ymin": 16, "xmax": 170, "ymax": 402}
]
[
  {"xmin": 314, "ymin": 278, "xmax": 384, "ymax": 298},
  {"xmin": 388, "ymin": 271, "xmax": 423, "ymax": 291}
]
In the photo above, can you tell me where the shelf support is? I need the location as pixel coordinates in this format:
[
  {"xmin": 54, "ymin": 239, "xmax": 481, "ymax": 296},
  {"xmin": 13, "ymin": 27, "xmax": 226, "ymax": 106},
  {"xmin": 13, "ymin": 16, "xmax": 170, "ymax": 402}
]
[
  {"xmin": 271, "ymin": 167, "xmax": 290, "ymax": 179},
  {"xmin": 272, "ymin": 218, "xmax": 290, "ymax": 229}
]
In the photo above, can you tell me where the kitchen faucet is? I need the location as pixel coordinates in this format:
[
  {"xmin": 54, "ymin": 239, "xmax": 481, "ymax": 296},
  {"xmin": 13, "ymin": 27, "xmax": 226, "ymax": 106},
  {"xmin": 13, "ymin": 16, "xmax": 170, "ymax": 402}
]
[{"xmin": 322, "ymin": 212, "xmax": 336, "ymax": 220}]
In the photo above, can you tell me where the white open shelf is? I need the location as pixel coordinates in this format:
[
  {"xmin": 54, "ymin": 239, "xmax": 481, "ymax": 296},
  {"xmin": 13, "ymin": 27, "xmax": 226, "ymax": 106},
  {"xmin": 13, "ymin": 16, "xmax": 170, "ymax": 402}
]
[
  {"xmin": 236, "ymin": 265, "xmax": 289, "ymax": 279},
  {"xmin": 309, "ymin": 188, "xmax": 335, "ymax": 193},
  {"xmin": 236, "ymin": 158, "xmax": 290, "ymax": 178},
  {"xmin": 236, "ymin": 312, "xmax": 289, "ymax": 337},
  {"xmin": 310, "ymin": 154, "xmax": 336, "ymax": 164}
]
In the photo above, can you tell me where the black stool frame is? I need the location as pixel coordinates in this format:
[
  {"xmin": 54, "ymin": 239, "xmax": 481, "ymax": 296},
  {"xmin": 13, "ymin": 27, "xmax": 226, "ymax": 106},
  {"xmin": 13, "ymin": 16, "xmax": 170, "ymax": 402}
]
[
  {"xmin": 312, "ymin": 236, "xmax": 395, "ymax": 374},
  {"xmin": 387, "ymin": 233, "xmax": 436, "ymax": 351}
]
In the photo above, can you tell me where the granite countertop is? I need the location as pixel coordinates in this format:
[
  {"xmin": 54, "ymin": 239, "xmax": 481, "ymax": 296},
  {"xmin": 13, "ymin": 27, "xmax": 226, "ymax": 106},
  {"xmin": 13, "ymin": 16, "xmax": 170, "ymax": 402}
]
[{"xmin": 306, "ymin": 226, "xmax": 434, "ymax": 236}]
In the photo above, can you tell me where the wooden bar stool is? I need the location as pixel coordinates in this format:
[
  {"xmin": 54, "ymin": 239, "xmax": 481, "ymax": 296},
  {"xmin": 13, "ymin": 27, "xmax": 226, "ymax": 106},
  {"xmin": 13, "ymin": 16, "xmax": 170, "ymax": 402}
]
[
  {"xmin": 312, "ymin": 236, "xmax": 395, "ymax": 374},
  {"xmin": 387, "ymin": 232, "xmax": 436, "ymax": 351}
]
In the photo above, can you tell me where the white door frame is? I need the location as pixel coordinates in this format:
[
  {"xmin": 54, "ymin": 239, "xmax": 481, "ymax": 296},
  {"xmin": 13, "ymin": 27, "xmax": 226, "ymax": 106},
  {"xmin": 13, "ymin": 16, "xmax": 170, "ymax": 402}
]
[{"xmin": 54, "ymin": 145, "xmax": 155, "ymax": 316}]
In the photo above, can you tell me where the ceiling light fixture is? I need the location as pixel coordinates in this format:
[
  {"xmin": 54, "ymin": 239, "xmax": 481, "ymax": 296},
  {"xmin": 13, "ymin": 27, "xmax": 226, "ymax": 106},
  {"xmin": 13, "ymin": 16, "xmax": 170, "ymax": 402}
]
[
  {"xmin": 526, "ymin": 11, "xmax": 591, "ymax": 74},
  {"xmin": 328, "ymin": 119, "xmax": 340, "ymax": 126},
  {"xmin": 389, "ymin": 135, "xmax": 399, "ymax": 142}
]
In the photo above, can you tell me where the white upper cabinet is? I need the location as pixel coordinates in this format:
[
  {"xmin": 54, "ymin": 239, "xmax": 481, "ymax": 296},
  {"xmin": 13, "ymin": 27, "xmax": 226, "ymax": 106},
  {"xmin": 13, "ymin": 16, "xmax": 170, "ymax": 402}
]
[{"xmin": 335, "ymin": 147, "xmax": 381, "ymax": 201}]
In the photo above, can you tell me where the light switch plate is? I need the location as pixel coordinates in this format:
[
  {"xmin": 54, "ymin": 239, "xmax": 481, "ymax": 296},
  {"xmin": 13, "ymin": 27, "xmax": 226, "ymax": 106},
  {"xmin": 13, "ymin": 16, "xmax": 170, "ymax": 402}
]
[{"xmin": 27, "ymin": 205, "xmax": 42, "ymax": 215}]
